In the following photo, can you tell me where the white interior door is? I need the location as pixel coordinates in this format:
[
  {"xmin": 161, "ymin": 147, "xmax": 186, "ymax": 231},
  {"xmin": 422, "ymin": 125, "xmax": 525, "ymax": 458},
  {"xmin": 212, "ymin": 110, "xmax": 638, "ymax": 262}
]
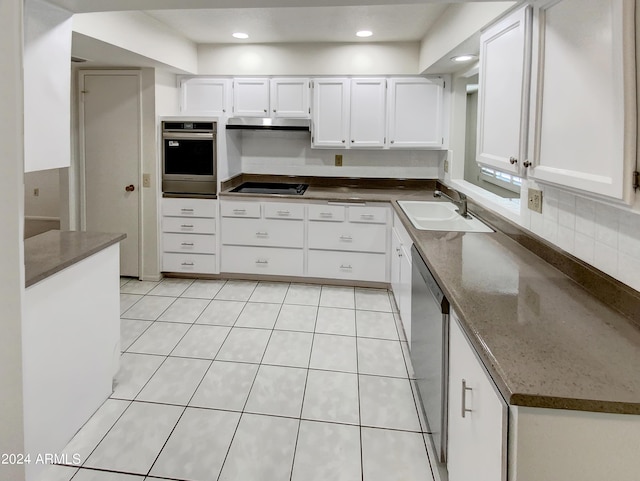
[{"xmin": 80, "ymin": 71, "xmax": 141, "ymax": 278}]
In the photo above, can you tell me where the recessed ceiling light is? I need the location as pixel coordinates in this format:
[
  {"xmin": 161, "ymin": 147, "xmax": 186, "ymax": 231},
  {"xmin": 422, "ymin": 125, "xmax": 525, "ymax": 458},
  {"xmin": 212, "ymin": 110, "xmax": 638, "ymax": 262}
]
[
  {"xmin": 356, "ymin": 30, "xmax": 373, "ymax": 38},
  {"xmin": 451, "ymin": 54, "xmax": 477, "ymax": 63},
  {"xmin": 232, "ymin": 32, "xmax": 249, "ymax": 39}
]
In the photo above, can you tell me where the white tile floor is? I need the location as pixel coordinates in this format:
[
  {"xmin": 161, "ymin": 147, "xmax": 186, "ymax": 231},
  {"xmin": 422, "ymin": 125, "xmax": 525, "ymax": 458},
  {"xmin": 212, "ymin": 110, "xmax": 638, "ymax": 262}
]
[{"xmin": 45, "ymin": 277, "xmax": 436, "ymax": 481}]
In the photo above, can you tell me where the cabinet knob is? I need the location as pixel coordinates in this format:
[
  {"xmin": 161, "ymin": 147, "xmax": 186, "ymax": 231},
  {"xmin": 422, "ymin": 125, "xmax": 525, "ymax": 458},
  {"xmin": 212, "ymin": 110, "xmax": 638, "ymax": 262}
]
[
  {"xmin": 351, "ymin": 140, "xmax": 355, "ymax": 143},
  {"xmin": 390, "ymin": 140, "xmax": 395, "ymax": 144},
  {"xmin": 509, "ymin": 157, "xmax": 518, "ymax": 165},
  {"xmin": 264, "ymin": 109, "xmax": 267, "ymax": 113},
  {"xmin": 523, "ymin": 160, "xmax": 532, "ymax": 168},
  {"xmin": 342, "ymin": 140, "xmax": 346, "ymax": 143},
  {"xmin": 273, "ymin": 109, "xmax": 276, "ymax": 113}
]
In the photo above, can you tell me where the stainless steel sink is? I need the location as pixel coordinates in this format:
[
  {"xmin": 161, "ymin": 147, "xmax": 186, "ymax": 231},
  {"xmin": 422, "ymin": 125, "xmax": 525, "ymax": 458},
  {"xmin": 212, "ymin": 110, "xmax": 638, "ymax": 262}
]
[{"xmin": 397, "ymin": 200, "xmax": 493, "ymax": 233}]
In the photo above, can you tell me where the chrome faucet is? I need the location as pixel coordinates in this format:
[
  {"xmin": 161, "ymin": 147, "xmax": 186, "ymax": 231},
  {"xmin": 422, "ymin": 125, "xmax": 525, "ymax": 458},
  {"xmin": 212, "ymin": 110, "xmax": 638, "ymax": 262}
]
[{"xmin": 434, "ymin": 189, "xmax": 470, "ymax": 218}]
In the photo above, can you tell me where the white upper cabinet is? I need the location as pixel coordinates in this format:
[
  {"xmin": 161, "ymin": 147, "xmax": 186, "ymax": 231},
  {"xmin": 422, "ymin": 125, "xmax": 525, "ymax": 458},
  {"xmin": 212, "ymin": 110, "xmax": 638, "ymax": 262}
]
[
  {"xmin": 477, "ymin": 6, "xmax": 532, "ymax": 176},
  {"xmin": 528, "ymin": 0, "xmax": 636, "ymax": 204},
  {"xmin": 180, "ymin": 77, "xmax": 231, "ymax": 116},
  {"xmin": 233, "ymin": 78, "xmax": 270, "ymax": 116},
  {"xmin": 311, "ymin": 78, "xmax": 350, "ymax": 148},
  {"xmin": 350, "ymin": 78, "xmax": 387, "ymax": 148},
  {"xmin": 270, "ymin": 78, "xmax": 310, "ymax": 118},
  {"xmin": 387, "ymin": 77, "xmax": 445, "ymax": 149}
]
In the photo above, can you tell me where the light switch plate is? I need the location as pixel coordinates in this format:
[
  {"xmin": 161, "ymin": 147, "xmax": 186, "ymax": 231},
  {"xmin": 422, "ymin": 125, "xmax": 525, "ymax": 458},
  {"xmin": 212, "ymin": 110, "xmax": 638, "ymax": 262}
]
[
  {"xmin": 142, "ymin": 173, "xmax": 151, "ymax": 188},
  {"xmin": 444, "ymin": 160, "xmax": 449, "ymax": 173},
  {"xmin": 335, "ymin": 154, "xmax": 343, "ymax": 167},
  {"xmin": 528, "ymin": 188, "xmax": 543, "ymax": 213}
]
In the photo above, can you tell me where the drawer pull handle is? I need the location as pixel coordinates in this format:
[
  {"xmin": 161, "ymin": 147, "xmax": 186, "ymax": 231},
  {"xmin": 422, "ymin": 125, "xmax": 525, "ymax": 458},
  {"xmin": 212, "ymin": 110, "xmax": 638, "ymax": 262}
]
[
  {"xmin": 181, "ymin": 262, "xmax": 195, "ymax": 267},
  {"xmin": 180, "ymin": 208, "xmax": 194, "ymax": 212},
  {"xmin": 255, "ymin": 259, "xmax": 269, "ymax": 265},
  {"xmin": 181, "ymin": 224, "xmax": 194, "ymax": 228},
  {"xmin": 339, "ymin": 264, "xmax": 353, "ymax": 270},
  {"xmin": 233, "ymin": 209, "xmax": 246, "ymax": 214},
  {"xmin": 461, "ymin": 379, "xmax": 473, "ymax": 418},
  {"xmin": 319, "ymin": 212, "xmax": 333, "ymax": 217},
  {"xmin": 339, "ymin": 235, "xmax": 353, "ymax": 241},
  {"xmin": 396, "ymin": 247, "xmax": 402, "ymax": 257},
  {"xmin": 360, "ymin": 214, "xmax": 374, "ymax": 219},
  {"xmin": 256, "ymin": 231, "xmax": 269, "ymax": 237},
  {"xmin": 277, "ymin": 210, "xmax": 291, "ymax": 216},
  {"xmin": 181, "ymin": 242, "xmax": 194, "ymax": 247}
]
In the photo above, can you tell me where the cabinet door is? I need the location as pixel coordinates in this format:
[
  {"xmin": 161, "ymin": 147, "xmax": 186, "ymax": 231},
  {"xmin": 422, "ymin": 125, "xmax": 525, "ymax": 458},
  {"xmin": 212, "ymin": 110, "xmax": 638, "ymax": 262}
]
[
  {"xmin": 233, "ymin": 78, "xmax": 270, "ymax": 116},
  {"xmin": 528, "ymin": 0, "xmax": 635, "ymax": 204},
  {"xmin": 180, "ymin": 77, "xmax": 231, "ymax": 116},
  {"xmin": 271, "ymin": 78, "xmax": 310, "ymax": 118},
  {"xmin": 477, "ymin": 6, "xmax": 531, "ymax": 175},
  {"xmin": 448, "ymin": 313, "xmax": 507, "ymax": 481},
  {"xmin": 311, "ymin": 78, "xmax": 350, "ymax": 148},
  {"xmin": 350, "ymin": 78, "xmax": 386, "ymax": 148},
  {"xmin": 387, "ymin": 78, "xmax": 444, "ymax": 149}
]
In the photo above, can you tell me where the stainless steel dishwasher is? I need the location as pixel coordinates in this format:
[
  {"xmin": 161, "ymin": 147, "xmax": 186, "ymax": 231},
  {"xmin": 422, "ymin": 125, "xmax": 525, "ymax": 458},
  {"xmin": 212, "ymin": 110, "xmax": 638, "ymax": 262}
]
[{"xmin": 411, "ymin": 245, "xmax": 450, "ymax": 465}]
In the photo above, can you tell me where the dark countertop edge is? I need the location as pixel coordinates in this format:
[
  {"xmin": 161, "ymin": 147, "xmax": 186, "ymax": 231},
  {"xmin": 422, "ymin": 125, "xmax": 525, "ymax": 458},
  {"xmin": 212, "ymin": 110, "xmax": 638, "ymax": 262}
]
[
  {"xmin": 25, "ymin": 231, "xmax": 126, "ymax": 288},
  {"xmin": 508, "ymin": 394, "xmax": 640, "ymax": 415}
]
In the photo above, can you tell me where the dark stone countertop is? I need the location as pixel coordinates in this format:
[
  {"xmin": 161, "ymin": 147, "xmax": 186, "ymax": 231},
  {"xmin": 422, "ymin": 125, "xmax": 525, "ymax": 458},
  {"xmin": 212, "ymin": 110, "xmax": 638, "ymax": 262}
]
[
  {"xmin": 219, "ymin": 174, "xmax": 640, "ymax": 415},
  {"xmin": 25, "ymin": 230, "xmax": 126, "ymax": 288}
]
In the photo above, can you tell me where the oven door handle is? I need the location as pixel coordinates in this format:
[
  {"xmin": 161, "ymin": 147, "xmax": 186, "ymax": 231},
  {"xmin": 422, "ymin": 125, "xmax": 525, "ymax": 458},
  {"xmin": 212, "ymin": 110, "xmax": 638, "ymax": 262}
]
[{"xmin": 163, "ymin": 132, "xmax": 214, "ymax": 140}]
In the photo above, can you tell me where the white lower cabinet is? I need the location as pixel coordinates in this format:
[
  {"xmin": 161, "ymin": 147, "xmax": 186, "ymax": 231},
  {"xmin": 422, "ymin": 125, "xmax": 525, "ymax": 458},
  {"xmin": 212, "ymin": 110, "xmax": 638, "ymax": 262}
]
[
  {"xmin": 162, "ymin": 198, "xmax": 217, "ymax": 274},
  {"xmin": 448, "ymin": 311, "xmax": 507, "ymax": 481},
  {"xmin": 391, "ymin": 213, "xmax": 413, "ymax": 343}
]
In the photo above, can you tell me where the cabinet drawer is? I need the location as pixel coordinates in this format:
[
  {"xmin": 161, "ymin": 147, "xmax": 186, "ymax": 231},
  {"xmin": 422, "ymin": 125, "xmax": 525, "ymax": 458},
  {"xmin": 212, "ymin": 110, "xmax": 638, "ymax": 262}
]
[
  {"xmin": 308, "ymin": 204, "xmax": 345, "ymax": 222},
  {"xmin": 220, "ymin": 201, "xmax": 261, "ymax": 218},
  {"xmin": 221, "ymin": 218, "xmax": 304, "ymax": 248},
  {"xmin": 163, "ymin": 252, "xmax": 216, "ymax": 274},
  {"xmin": 163, "ymin": 217, "xmax": 216, "ymax": 234},
  {"xmin": 307, "ymin": 250, "xmax": 387, "ymax": 282},
  {"xmin": 163, "ymin": 233, "xmax": 216, "ymax": 254},
  {"xmin": 263, "ymin": 202, "xmax": 305, "ymax": 220},
  {"xmin": 308, "ymin": 222, "xmax": 387, "ymax": 253},
  {"xmin": 348, "ymin": 205, "xmax": 388, "ymax": 224},
  {"xmin": 163, "ymin": 198, "xmax": 216, "ymax": 218},
  {"xmin": 221, "ymin": 245, "xmax": 303, "ymax": 277}
]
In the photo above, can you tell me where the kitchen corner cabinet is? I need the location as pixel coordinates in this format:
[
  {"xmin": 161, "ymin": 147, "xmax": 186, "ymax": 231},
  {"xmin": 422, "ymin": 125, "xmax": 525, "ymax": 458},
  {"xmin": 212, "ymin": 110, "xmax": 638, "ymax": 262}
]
[
  {"xmin": 311, "ymin": 78, "xmax": 351, "ymax": 148},
  {"xmin": 391, "ymin": 213, "xmax": 413, "ymax": 343},
  {"xmin": 387, "ymin": 78, "xmax": 445, "ymax": 149},
  {"xmin": 528, "ymin": 0, "xmax": 636, "ymax": 204},
  {"xmin": 476, "ymin": 5, "xmax": 532, "ymax": 176},
  {"xmin": 448, "ymin": 311, "xmax": 507, "ymax": 481},
  {"xmin": 349, "ymin": 78, "xmax": 387, "ymax": 148},
  {"xmin": 180, "ymin": 77, "xmax": 231, "ymax": 116}
]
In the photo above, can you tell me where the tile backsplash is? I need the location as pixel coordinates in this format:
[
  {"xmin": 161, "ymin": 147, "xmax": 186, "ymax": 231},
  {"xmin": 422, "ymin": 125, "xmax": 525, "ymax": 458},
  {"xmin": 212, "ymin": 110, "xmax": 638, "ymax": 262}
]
[{"xmin": 526, "ymin": 184, "xmax": 640, "ymax": 292}]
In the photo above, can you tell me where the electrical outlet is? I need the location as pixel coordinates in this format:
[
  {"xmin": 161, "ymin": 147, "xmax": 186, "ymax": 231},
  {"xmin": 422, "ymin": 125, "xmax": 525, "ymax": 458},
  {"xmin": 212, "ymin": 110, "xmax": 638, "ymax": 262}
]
[
  {"xmin": 444, "ymin": 160, "xmax": 449, "ymax": 173},
  {"xmin": 33, "ymin": 188, "xmax": 39, "ymax": 197},
  {"xmin": 528, "ymin": 188, "xmax": 543, "ymax": 213},
  {"xmin": 142, "ymin": 173, "xmax": 151, "ymax": 188},
  {"xmin": 335, "ymin": 154, "xmax": 343, "ymax": 167}
]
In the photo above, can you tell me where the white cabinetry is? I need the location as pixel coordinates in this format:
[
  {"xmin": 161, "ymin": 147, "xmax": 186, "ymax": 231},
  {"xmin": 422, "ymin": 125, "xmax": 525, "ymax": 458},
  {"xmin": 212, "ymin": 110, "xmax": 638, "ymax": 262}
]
[
  {"xmin": 311, "ymin": 78, "xmax": 350, "ymax": 148},
  {"xmin": 528, "ymin": 0, "xmax": 636, "ymax": 203},
  {"xmin": 387, "ymin": 78, "xmax": 445, "ymax": 149},
  {"xmin": 162, "ymin": 198, "xmax": 217, "ymax": 274},
  {"xmin": 180, "ymin": 77, "xmax": 231, "ymax": 116},
  {"xmin": 220, "ymin": 200, "xmax": 304, "ymax": 276},
  {"xmin": 390, "ymin": 213, "xmax": 413, "ymax": 343},
  {"xmin": 233, "ymin": 77, "xmax": 310, "ymax": 118},
  {"xmin": 448, "ymin": 311, "xmax": 507, "ymax": 481},
  {"xmin": 349, "ymin": 78, "xmax": 387, "ymax": 148},
  {"xmin": 477, "ymin": 6, "xmax": 532, "ymax": 176},
  {"xmin": 307, "ymin": 203, "xmax": 389, "ymax": 282}
]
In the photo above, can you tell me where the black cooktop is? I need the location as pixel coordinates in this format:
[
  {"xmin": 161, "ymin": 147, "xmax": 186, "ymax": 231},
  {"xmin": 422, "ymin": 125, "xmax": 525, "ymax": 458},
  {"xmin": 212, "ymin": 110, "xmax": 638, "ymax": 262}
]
[{"xmin": 230, "ymin": 182, "xmax": 309, "ymax": 195}]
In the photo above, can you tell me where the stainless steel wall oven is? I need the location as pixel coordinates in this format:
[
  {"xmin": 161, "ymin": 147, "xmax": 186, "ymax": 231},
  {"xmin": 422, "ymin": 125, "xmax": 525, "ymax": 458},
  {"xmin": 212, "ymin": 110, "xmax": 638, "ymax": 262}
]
[{"xmin": 162, "ymin": 120, "xmax": 217, "ymax": 196}]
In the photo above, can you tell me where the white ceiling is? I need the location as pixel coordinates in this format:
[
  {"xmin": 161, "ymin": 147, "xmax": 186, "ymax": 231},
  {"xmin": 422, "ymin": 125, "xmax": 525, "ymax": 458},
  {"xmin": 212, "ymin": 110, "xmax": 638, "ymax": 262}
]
[{"xmin": 143, "ymin": 4, "xmax": 449, "ymax": 44}]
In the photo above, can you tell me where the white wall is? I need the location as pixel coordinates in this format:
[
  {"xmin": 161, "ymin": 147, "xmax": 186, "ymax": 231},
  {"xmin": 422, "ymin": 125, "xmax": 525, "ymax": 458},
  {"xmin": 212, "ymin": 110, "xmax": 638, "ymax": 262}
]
[
  {"xmin": 24, "ymin": 169, "xmax": 60, "ymax": 219},
  {"xmin": 238, "ymin": 130, "xmax": 442, "ymax": 180},
  {"xmin": 0, "ymin": 0, "xmax": 27, "ymax": 479},
  {"xmin": 198, "ymin": 42, "xmax": 420, "ymax": 76},
  {"xmin": 155, "ymin": 69, "xmax": 180, "ymax": 116},
  {"xmin": 418, "ymin": 2, "xmax": 516, "ymax": 73},
  {"xmin": 73, "ymin": 11, "xmax": 198, "ymax": 74}
]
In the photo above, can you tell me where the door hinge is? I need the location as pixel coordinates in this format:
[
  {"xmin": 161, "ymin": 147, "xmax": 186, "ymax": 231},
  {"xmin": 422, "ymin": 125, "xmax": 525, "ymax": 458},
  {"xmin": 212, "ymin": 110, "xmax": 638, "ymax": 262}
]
[{"xmin": 633, "ymin": 170, "xmax": 639, "ymax": 190}]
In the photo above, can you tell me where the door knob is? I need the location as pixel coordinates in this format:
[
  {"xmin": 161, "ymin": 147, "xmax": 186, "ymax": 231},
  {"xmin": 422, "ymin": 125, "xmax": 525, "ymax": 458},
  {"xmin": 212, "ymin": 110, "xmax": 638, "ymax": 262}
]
[{"xmin": 125, "ymin": 184, "xmax": 135, "ymax": 192}]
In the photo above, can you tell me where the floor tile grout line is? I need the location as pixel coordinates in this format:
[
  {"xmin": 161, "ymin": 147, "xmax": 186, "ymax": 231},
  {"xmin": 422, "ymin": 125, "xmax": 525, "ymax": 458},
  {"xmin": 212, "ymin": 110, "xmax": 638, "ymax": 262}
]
[{"xmin": 354, "ymin": 293, "xmax": 366, "ymax": 481}]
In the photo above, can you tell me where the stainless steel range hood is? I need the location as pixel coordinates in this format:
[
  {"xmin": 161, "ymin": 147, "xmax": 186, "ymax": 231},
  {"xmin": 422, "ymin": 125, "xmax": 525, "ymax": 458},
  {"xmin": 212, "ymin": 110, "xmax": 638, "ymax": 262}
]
[{"xmin": 226, "ymin": 117, "xmax": 311, "ymax": 131}]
